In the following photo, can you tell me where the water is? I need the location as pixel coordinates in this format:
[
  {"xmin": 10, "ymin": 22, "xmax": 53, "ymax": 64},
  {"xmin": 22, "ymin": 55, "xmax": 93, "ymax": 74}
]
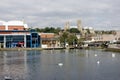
[{"xmin": 0, "ymin": 49, "xmax": 120, "ymax": 80}]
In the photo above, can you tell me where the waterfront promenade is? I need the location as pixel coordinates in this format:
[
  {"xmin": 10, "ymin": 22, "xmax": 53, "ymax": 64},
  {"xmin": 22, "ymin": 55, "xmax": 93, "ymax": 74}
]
[
  {"xmin": 0, "ymin": 46, "xmax": 120, "ymax": 53},
  {"xmin": 0, "ymin": 47, "xmax": 65, "ymax": 51}
]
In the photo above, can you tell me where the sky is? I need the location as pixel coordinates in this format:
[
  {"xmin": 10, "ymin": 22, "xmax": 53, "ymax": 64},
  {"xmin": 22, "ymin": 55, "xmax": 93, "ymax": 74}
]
[{"xmin": 0, "ymin": 0, "xmax": 120, "ymax": 30}]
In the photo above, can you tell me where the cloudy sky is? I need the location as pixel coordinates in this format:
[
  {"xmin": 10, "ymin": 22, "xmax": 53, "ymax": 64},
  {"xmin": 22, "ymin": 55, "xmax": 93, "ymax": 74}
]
[{"xmin": 0, "ymin": 0, "xmax": 120, "ymax": 30}]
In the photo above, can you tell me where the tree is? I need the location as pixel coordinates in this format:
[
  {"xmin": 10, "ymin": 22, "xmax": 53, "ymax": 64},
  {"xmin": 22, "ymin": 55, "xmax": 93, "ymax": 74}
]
[
  {"xmin": 35, "ymin": 28, "xmax": 44, "ymax": 32},
  {"xmin": 59, "ymin": 32, "xmax": 69, "ymax": 47},
  {"xmin": 43, "ymin": 27, "xmax": 51, "ymax": 33},
  {"xmin": 53, "ymin": 27, "xmax": 61, "ymax": 34},
  {"xmin": 69, "ymin": 28, "xmax": 80, "ymax": 33},
  {"xmin": 59, "ymin": 31, "xmax": 78, "ymax": 47},
  {"xmin": 33, "ymin": 27, "xmax": 62, "ymax": 34},
  {"xmin": 86, "ymin": 29, "xmax": 90, "ymax": 34},
  {"xmin": 78, "ymin": 38, "xmax": 85, "ymax": 46},
  {"xmin": 67, "ymin": 34, "xmax": 78, "ymax": 46}
]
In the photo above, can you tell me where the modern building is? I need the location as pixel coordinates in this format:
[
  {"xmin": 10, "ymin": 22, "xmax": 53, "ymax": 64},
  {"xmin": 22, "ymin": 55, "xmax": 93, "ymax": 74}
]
[{"xmin": 0, "ymin": 20, "xmax": 40, "ymax": 48}]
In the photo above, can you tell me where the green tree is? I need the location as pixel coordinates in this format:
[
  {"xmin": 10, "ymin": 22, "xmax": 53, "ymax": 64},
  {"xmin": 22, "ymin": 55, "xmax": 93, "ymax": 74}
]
[
  {"xmin": 59, "ymin": 31, "xmax": 78, "ymax": 47},
  {"xmin": 78, "ymin": 38, "xmax": 85, "ymax": 46},
  {"xmin": 43, "ymin": 27, "xmax": 50, "ymax": 33},
  {"xmin": 69, "ymin": 28, "xmax": 80, "ymax": 33},
  {"xmin": 59, "ymin": 32, "xmax": 69, "ymax": 47},
  {"xmin": 53, "ymin": 27, "xmax": 61, "ymax": 34},
  {"xmin": 86, "ymin": 29, "xmax": 90, "ymax": 34},
  {"xmin": 33, "ymin": 27, "xmax": 62, "ymax": 34},
  {"xmin": 67, "ymin": 34, "xmax": 78, "ymax": 46},
  {"xmin": 43, "ymin": 27, "xmax": 61, "ymax": 34},
  {"xmin": 35, "ymin": 28, "xmax": 44, "ymax": 32}
]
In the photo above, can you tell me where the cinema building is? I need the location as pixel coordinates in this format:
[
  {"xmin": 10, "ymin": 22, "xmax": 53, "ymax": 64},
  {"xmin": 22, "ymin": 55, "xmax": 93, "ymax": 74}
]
[{"xmin": 0, "ymin": 20, "xmax": 41, "ymax": 48}]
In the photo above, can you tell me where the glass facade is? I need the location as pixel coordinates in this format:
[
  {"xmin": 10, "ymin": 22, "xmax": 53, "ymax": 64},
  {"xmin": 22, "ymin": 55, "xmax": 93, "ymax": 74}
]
[
  {"xmin": 0, "ymin": 36, "xmax": 4, "ymax": 48},
  {"xmin": 30, "ymin": 32, "xmax": 40, "ymax": 48},
  {"xmin": 0, "ymin": 36, "xmax": 4, "ymax": 43},
  {"xmin": 0, "ymin": 32, "xmax": 41, "ymax": 48},
  {"xmin": 6, "ymin": 35, "xmax": 24, "ymax": 48}
]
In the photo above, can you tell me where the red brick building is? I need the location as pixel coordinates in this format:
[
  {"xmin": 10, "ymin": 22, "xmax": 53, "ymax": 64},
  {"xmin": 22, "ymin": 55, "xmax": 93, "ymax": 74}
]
[
  {"xmin": 39, "ymin": 33, "xmax": 60, "ymax": 48},
  {"xmin": 0, "ymin": 20, "xmax": 28, "ymax": 31}
]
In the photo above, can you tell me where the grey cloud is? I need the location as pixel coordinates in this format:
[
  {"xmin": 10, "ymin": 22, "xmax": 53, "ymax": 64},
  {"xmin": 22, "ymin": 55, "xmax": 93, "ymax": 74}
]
[{"xmin": 0, "ymin": 0, "xmax": 120, "ymax": 30}]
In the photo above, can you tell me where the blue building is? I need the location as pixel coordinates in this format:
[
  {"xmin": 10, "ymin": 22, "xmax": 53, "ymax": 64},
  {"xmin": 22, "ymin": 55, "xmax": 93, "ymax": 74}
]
[
  {"xmin": 0, "ymin": 20, "xmax": 41, "ymax": 48},
  {"xmin": 0, "ymin": 30, "xmax": 41, "ymax": 48}
]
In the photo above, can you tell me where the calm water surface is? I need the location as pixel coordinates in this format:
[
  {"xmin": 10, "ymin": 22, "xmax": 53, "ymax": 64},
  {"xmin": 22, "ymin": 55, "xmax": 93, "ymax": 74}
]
[{"xmin": 0, "ymin": 49, "xmax": 120, "ymax": 80}]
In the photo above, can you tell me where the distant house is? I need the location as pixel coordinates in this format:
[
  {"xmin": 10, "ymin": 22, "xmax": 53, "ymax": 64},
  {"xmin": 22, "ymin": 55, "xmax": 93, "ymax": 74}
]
[
  {"xmin": 39, "ymin": 33, "xmax": 60, "ymax": 48},
  {"xmin": 82, "ymin": 30, "xmax": 120, "ymax": 47},
  {"xmin": 89, "ymin": 30, "xmax": 120, "ymax": 43}
]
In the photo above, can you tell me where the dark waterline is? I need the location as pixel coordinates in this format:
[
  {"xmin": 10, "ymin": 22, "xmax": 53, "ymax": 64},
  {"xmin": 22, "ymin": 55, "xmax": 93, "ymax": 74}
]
[{"xmin": 0, "ymin": 49, "xmax": 120, "ymax": 80}]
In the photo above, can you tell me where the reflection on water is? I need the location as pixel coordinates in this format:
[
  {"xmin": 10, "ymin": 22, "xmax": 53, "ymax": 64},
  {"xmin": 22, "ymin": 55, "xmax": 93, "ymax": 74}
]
[{"xmin": 0, "ymin": 49, "xmax": 120, "ymax": 80}]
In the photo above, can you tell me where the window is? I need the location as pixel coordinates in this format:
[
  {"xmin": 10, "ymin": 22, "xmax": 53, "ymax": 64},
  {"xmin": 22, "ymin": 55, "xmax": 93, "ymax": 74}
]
[
  {"xmin": 31, "ymin": 33, "xmax": 38, "ymax": 37},
  {"xmin": 14, "ymin": 28, "xmax": 18, "ymax": 30}
]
